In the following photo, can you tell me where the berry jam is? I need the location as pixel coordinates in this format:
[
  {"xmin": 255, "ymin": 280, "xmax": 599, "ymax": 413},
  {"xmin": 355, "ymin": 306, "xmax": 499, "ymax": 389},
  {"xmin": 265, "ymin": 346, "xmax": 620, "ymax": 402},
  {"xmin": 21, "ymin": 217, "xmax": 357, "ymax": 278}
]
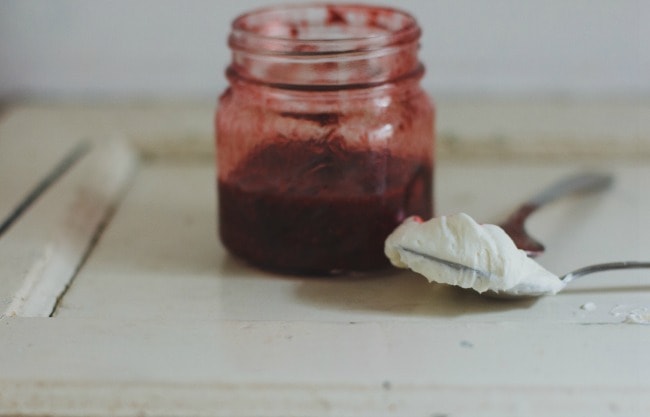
[
  {"xmin": 218, "ymin": 138, "xmax": 432, "ymax": 274},
  {"xmin": 217, "ymin": 5, "xmax": 435, "ymax": 274}
]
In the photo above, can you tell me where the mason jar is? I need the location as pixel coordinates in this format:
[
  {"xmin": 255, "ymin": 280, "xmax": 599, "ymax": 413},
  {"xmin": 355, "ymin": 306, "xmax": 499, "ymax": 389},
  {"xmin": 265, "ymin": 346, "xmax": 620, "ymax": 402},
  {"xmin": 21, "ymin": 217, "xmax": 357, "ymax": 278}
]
[{"xmin": 216, "ymin": 4, "xmax": 435, "ymax": 274}]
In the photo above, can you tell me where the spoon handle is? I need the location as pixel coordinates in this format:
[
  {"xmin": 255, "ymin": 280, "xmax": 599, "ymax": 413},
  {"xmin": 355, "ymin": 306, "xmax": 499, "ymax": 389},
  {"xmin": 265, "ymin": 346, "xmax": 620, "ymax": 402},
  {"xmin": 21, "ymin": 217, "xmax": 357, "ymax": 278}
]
[
  {"xmin": 527, "ymin": 172, "xmax": 613, "ymax": 208},
  {"xmin": 500, "ymin": 172, "xmax": 614, "ymax": 256},
  {"xmin": 562, "ymin": 261, "xmax": 650, "ymax": 285}
]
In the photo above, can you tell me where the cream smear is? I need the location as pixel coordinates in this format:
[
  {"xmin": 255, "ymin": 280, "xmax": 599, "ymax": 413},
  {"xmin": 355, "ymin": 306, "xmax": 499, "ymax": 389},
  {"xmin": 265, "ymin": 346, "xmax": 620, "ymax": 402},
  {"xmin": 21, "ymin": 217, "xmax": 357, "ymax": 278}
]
[{"xmin": 385, "ymin": 213, "xmax": 565, "ymax": 295}]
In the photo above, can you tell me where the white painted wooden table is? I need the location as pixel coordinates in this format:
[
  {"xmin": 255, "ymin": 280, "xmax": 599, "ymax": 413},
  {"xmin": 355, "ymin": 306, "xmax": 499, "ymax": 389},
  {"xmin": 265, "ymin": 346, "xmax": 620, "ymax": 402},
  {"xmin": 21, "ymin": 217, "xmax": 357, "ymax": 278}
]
[{"xmin": 1, "ymin": 101, "xmax": 649, "ymax": 416}]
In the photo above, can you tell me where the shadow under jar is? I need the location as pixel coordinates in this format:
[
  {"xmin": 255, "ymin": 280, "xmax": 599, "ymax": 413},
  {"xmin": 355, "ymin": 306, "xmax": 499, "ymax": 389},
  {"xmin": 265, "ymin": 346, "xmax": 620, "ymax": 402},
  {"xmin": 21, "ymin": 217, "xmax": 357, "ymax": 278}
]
[{"xmin": 216, "ymin": 4, "xmax": 435, "ymax": 275}]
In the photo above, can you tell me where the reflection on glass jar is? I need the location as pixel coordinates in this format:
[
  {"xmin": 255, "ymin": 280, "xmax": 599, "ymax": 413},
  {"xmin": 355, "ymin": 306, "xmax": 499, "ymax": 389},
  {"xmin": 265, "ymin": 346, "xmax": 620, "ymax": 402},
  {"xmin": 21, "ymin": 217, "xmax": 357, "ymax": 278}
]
[{"xmin": 216, "ymin": 4, "xmax": 435, "ymax": 274}]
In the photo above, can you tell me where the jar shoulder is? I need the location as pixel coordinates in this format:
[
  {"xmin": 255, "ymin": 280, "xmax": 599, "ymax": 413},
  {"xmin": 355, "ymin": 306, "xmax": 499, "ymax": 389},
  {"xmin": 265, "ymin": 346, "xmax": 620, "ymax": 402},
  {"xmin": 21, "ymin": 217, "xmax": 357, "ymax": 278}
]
[{"xmin": 218, "ymin": 86, "xmax": 433, "ymax": 119}]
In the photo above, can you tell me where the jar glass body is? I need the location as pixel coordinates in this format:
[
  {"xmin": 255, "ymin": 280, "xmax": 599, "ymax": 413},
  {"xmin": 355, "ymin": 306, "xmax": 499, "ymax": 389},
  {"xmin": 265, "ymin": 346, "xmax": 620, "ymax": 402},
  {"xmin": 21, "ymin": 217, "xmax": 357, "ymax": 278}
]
[{"xmin": 216, "ymin": 4, "xmax": 435, "ymax": 274}]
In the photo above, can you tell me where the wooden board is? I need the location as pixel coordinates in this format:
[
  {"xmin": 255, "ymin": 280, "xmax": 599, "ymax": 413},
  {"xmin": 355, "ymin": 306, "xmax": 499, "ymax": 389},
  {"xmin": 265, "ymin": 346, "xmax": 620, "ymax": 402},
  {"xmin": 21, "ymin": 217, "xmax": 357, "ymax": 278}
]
[
  {"xmin": 0, "ymin": 138, "xmax": 137, "ymax": 317},
  {"xmin": 1, "ymin": 103, "xmax": 649, "ymax": 417}
]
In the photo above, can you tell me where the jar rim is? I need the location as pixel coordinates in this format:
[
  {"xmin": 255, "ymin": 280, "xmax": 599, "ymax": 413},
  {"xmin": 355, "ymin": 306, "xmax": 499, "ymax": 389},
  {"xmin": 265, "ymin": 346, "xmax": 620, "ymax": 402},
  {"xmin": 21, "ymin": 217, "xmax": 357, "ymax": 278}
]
[{"xmin": 229, "ymin": 3, "xmax": 421, "ymax": 55}]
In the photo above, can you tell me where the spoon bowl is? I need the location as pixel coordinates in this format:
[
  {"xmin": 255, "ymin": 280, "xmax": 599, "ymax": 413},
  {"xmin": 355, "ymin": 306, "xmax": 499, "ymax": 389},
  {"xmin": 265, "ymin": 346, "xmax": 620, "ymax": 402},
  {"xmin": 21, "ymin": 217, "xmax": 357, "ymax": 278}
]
[{"xmin": 399, "ymin": 247, "xmax": 650, "ymax": 299}]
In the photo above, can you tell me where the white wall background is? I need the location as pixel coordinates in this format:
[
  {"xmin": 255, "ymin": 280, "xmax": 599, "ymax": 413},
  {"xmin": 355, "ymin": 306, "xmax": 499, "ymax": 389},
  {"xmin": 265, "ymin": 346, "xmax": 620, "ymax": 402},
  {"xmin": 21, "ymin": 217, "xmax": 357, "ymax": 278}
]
[{"xmin": 0, "ymin": 0, "xmax": 647, "ymax": 100}]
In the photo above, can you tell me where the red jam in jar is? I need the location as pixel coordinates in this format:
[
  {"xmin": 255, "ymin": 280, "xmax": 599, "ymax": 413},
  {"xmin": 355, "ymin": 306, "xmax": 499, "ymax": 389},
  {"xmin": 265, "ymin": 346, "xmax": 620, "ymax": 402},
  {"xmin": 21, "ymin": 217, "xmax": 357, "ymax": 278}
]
[{"xmin": 216, "ymin": 4, "xmax": 435, "ymax": 274}]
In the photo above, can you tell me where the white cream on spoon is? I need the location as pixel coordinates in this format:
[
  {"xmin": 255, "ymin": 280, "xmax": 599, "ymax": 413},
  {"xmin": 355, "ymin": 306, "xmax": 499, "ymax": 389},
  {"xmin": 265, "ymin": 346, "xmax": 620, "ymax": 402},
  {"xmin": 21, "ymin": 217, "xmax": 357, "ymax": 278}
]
[{"xmin": 384, "ymin": 213, "xmax": 566, "ymax": 296}]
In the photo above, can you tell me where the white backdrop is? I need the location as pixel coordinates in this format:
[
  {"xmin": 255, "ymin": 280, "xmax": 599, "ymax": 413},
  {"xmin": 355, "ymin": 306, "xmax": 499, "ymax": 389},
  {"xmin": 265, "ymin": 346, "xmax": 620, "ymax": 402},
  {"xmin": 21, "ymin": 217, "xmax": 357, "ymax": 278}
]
[{"xmin": 0, "ymin": 0, "xmax": 647, "ymax": 100}]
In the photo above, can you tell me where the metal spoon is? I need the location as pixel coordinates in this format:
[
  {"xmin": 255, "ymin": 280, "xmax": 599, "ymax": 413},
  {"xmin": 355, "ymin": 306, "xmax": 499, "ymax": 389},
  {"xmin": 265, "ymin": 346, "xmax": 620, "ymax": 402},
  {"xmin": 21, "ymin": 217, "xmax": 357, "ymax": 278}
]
[
  {"xmin": 399, "ymin": 247, "xmax": 650, "ymax": 299},
  {"xmin": 499, "ymin": 172, "xmax": 613, "ymax": 257},
  {"xmin": 490, "ymin": 261, "xmax": 650, "ymax": 298}
]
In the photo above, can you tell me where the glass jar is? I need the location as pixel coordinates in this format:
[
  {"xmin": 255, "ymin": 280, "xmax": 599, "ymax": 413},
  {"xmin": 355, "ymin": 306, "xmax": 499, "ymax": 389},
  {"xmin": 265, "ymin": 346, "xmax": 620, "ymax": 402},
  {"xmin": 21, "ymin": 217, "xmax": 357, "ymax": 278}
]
[{"xmin": 216, "ymin": 4, "xmax": 435, "ymax": 274}]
